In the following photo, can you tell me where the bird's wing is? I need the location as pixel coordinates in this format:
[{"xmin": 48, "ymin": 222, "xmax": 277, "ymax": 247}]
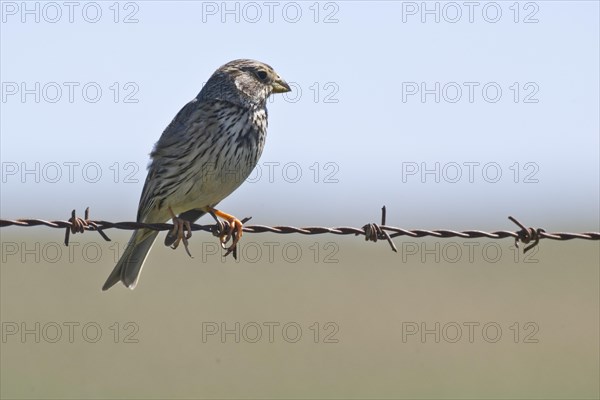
[
  {"xmin": 136, "ymin": 98, "xmax": 206, "ymax": 222},
  {"xmin": 135, "ymin": 98, "xmax": 228, "ymax": 222}
]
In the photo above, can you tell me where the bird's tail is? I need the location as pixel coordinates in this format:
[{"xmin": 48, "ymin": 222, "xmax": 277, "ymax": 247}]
[{"xmin": 102, "ymin": 228, "xmax": 158, "ymax": 291}]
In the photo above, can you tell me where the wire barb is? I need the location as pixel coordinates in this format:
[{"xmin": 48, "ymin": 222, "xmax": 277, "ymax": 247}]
[
  {"xmin": 360, "ymin": 206, "xmax": 398, "ymax": 252},
  {"xmin": 64, "ymin": 207, "xmax": 111, "ymax": 246},
  {"xmin": 508, "ymin": 216, "xmax": 544, "ymax": 253}
]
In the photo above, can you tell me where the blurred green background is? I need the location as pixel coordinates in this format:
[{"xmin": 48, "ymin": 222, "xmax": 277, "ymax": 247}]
[
  {"xmin": 1, "ymin": 231, "xmax": 598, "ymax": 399},
  {"xmin": 1, "ymin": 1, "xmax": 599, "ymax": 398}
]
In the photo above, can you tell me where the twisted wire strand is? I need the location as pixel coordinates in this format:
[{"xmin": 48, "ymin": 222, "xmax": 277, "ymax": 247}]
[{"xmin": 1, "ymin": 207, "xmax": 599, "ymax": 254}]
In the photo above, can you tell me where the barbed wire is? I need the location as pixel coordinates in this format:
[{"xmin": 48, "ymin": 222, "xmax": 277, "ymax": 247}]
[{"xmin": 1, "ymin": 207, "xmax": 599, "ymax": 257}]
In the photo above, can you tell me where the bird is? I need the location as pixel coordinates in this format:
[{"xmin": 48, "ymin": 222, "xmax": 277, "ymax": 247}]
[{"xmin": 102, "ymin": 59, "xmax": 291, "ymax": 291}]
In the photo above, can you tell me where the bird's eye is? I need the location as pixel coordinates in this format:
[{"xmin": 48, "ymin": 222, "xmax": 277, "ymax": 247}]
[{"xmin": 256, "ymin": 70, "xmax": 268, "ymax": 81}]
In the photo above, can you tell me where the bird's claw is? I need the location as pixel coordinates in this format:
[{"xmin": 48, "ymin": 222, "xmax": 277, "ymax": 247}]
[
  {"xmin": 218, "ymin": 217, "xmax": 243, "ymax": 255},
  {"xmin": 208, "ymin": 210, "xmax": 250, "ymax": 259},
  {"xmin": 168, "ymin": 209, "xmax": 193, "ymax": 258}
]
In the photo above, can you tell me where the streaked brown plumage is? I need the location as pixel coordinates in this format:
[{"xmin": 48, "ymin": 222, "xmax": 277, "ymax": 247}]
[{"xmin": 102, "ymin": 59, "xmax": 290, "ymax": 291}]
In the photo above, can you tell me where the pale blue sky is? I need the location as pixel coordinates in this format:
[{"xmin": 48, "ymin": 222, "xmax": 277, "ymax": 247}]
[{"xmin": 1, "ymin": 1, "xmax": 598, "ymax": 231}]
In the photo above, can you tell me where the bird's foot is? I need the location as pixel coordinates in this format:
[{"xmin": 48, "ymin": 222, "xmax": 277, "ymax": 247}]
[
  {"xmin": 168, "ymin": 207, "xmax": 193, "ymax": 257},
  {"xmin": 208, "ymin": 207, "xmax": 244, "ymax": 254}
]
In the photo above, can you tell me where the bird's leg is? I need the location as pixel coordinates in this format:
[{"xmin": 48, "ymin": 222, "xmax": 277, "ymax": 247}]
[
  {"xmin": 168, "ymin": 207, "xmax": 192, "ymax": 257},
  {"xmin": 208, "ymin": 207, "xmax": 244, "ymax": 251}
]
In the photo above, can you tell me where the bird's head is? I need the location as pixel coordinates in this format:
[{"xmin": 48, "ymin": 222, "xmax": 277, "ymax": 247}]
[{"xmin": 199, "ymin": 59, "xmax": 291, "ymax": 107}]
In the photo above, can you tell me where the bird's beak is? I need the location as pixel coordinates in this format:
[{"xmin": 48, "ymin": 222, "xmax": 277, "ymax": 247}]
[{"xmin": 271, "ymin": 78, "xmax": 291, "ymax": 93}]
